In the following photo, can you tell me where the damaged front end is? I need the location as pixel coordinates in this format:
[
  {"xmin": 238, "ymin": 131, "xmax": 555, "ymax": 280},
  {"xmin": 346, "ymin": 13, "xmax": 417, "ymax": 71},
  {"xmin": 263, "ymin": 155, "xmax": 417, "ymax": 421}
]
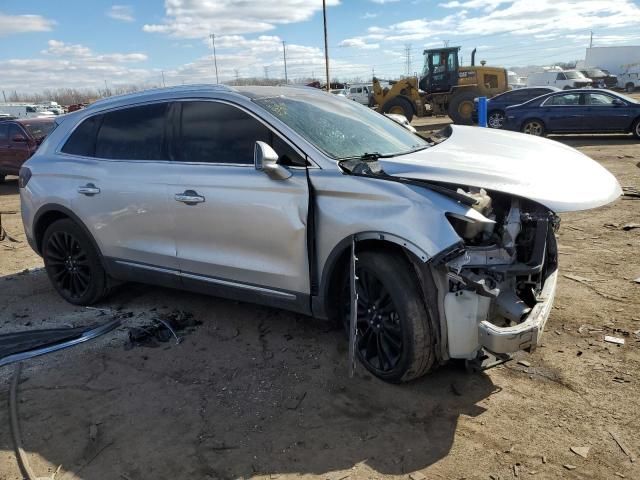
[{"xmin": 440, "ymin": 188, "xmax": 560, "ymax": 359}]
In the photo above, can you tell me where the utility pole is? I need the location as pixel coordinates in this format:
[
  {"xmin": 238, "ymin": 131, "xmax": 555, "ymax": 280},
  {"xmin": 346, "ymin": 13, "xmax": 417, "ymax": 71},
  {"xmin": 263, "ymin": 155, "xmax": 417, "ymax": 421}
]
[
  {"xmin": 322, "ymin": 0, "xmax": 330, "ymax": 91},
  {"xmin": 443, "ymin": 39, "xmax": 450, "ymax": 47},
  {"xmin": 2, "ymin": 90, "xmax": 6, "ymax": 103},
  {"xmin": 589, "ymin": 31, "xmax": 593, "ymax": 48},
  {"xmin": 282, "ymin": 41, "xmax": 289, "ymax": 84},
  {"xmin": 209, "ymin": 33, "xmax": 219, "ymax": 84},
  {"xmin": 234, "ymin": 69, "xmax": 239, "ymax": 82},
  {"xmin": 161, "ymin": 70, "xmax": 166, "ymax": 87},
  {"xmin": 264, "ymin": 66, "xmax": 269, "ymax": 80},
  {"xmin": 404, "ymin": 44, "xmax": 412, "ymax": 76}
]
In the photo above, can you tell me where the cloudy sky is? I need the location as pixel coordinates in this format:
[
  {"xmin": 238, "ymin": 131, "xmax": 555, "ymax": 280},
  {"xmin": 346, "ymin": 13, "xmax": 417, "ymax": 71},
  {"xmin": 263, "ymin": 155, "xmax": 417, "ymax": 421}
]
[{"xmin": 2, "ymin": 0, "xmax": 640, "ymax": 92}]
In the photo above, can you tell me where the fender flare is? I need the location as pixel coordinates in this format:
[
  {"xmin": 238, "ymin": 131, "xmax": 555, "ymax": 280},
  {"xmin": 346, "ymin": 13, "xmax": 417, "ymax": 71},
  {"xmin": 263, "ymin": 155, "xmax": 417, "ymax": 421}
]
[
  {"xmin": 313, "ymin": 231, "xmax": 432, "ymax": 319},
  {"xmin": 32, "ymin": 204, "xmax": 104, "ymax": 261}
]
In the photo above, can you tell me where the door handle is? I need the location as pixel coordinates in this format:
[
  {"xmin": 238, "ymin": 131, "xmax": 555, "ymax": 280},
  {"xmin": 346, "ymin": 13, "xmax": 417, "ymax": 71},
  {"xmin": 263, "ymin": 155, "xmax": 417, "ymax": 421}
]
[
  {"xmin": 77, "ymin": 183, "xmax": 100, "ymax": 196},
  {"xmin": 174, "ymin": 190, "xmax": 205, "ymax": 205}
]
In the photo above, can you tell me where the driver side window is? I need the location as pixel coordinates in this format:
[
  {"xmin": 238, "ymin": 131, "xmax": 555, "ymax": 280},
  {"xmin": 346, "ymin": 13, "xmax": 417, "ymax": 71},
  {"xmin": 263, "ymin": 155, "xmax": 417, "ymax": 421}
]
[{"xmin": 176, "ymin": 101, "xmax": 306, "ymax": 167}]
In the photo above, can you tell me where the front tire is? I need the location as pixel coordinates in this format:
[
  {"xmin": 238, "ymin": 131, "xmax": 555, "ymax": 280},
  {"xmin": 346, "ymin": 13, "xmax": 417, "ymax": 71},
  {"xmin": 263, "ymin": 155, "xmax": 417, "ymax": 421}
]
[
  {"xmin": 448, "ymin": 90, "xmax": 478, "ymax": 125},
  {"xmin": 487, "ymin": 110, "xmax": 505, "ymax": 129},
  {"xmin": 42, "ymin": 219, "xmax": 109, "ymax": 305},
  {"xmin": 381, "ymin": 97, "xmax": 414, "ymax": 122},
  {"xmin": 342, "ymin": 250, "xmax": 436, "ymax": 383},
  {"xmin": 522, "ymin": 119, "xmax": 546, "ymax": 136}
]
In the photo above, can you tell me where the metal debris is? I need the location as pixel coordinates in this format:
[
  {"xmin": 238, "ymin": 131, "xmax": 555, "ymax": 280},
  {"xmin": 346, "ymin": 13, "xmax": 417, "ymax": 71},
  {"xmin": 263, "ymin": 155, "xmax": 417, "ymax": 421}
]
[{"xmin": 604, "ymin": 336, "xmax": 625, "ymax": 346}]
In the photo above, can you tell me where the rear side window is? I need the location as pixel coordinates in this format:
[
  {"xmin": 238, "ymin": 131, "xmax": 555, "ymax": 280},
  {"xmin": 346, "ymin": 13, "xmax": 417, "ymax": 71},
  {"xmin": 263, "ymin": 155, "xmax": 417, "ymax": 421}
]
[
  {"xmin": 177, "ymin": 101, "xmax": 271, "ymax": 164},
  {"xmin": 95, "ymin": 103, "xmax": 167, "ymax": 160},
  {"xmin": 0, "ymin": 124, "xmax": 8, "ymax": 141},
  {"xmin": 62, "ymin": 115, "xmax": 103, "ymax": 156}
]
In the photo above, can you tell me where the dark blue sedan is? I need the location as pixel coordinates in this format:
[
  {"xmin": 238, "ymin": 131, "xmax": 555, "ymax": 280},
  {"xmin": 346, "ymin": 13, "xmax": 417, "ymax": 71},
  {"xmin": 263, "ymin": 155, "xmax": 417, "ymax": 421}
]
[
  {"xmin": 504, "ymin": 89, "xmax": 640, "ymax": 138},
  {"xmin": 475, "ymin": 86, "xmax": 560, "ymax": 128}
]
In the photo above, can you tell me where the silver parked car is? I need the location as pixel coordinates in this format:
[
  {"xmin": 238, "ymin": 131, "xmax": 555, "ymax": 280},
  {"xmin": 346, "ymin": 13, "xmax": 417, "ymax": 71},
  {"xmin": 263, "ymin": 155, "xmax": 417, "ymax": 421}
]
[{"xmin": 20, "ymin": 85, "xmax": 620, "ymax": 383}]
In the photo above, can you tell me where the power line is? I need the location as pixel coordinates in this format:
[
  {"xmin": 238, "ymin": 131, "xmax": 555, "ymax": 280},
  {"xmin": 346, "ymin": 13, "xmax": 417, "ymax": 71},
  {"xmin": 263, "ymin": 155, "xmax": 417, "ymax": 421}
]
[{"xmin": 404, "ymin": 44, "xmax": 412, "ymax": 76}]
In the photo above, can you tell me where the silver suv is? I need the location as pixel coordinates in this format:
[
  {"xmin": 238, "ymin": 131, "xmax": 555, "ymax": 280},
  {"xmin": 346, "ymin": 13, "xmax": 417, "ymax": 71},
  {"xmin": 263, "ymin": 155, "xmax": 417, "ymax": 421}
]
[{"xmin": 20, "ymin": 85, "xmax": 620, "ymax": 382}]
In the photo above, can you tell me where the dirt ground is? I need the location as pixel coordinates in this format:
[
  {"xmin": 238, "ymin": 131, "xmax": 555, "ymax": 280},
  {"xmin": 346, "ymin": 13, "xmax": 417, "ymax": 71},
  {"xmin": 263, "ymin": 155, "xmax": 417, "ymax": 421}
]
[{"xmin": 0, "ymin": 131, "xmax": 638, "ymax": 480}]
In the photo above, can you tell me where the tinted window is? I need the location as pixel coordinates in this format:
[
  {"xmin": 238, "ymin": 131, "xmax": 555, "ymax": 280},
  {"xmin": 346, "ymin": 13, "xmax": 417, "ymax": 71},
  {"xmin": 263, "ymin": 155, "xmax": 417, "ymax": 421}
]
[
  {"xmin": 9, "ymin": 124, "xmax": 25, "ymax": 141},
  {"xmin": 23, "ymin": 121, "xmax": 56, "ymax": 140},
  {"xmin": 587, "ymin": 93, "xmax": 616, "ymax": 105},
  {"xmin": 62, "ymin": 115, "xmax": 103, "ymax": 156},
  {"xmin": 95, "ymin": 103, "xmax": 167, "ymax": 160},
  {"xmin": 556, "ymin": 73, "xmax": 566, "ymax": 80},
  {"xmin": 178, "ymin": 101, "xmax": 271, "ymax": 164},
  {"xmin": 0, "ymin": 124, "xmax": 8, "ymax": 141},
  {"xmin": 546, "ymin": 93, "xmax": 582, "ymax": 106}
]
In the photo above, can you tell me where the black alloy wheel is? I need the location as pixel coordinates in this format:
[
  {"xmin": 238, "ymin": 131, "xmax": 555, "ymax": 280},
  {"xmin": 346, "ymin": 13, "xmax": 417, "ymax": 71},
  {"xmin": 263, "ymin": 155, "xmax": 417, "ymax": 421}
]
[
  {"xmin": 353, "ymin": 266, "xmax": 403, "ymax": 373},
  {"xmin": 341, "ymin": 250, "xmax": 437, "ymax": 383},
  {"xmin": 43, "ymin": 218, "xmax": 109, "ymax": 305},
  {"xmin": 45, "ymin": 230, "xmax": 92, "ymax": 299}
]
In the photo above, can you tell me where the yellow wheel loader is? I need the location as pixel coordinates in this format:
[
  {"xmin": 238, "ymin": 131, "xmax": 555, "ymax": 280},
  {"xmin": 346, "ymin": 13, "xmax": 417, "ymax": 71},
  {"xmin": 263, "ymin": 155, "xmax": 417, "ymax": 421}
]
[{"xmin": 372, "ymin": 47, "xmax": 509, "ymax": 124}]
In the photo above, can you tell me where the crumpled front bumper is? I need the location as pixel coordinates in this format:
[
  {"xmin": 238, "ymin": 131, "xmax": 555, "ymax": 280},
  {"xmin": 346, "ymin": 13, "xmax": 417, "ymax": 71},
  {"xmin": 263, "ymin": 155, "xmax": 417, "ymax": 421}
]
[{"xmin": 478, "ymin": 269, "xmax": 558, "ymax": 354}]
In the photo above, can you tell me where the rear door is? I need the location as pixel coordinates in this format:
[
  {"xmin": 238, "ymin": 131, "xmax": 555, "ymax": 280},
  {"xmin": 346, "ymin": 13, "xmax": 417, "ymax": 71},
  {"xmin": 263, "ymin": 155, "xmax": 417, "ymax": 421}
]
[
  {"xmin": 584, "ymin": 92, "xmax": 632, "ymax": 132},
  {"xmin": 541, "ymin": 92, "xmax": 585, "ymax": 131},
  {"xmin": 169, "ymin": 100, "xmax": 310, "ymax": 301},
  {"xmin": 63, "ymin": 102, "xmax": 180, "ymax": 280}
]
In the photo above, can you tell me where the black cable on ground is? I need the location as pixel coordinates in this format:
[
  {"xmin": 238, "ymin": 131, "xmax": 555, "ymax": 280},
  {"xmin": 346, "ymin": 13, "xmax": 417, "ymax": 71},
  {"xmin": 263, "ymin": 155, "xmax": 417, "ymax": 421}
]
[{"xmin": 9, "ymin": 362, "xmax": 38, "ymax": 480}]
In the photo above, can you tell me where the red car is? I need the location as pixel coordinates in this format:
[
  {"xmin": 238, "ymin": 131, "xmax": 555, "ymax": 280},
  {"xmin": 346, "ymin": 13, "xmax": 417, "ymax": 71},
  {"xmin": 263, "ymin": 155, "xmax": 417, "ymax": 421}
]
[{"xmin": 0, "ymin": 118, "xmax": 56, "ymax": 183}]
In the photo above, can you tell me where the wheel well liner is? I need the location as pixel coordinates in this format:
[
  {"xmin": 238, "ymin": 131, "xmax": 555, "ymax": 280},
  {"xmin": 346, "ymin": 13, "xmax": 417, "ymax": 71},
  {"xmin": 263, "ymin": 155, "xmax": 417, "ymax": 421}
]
[
  {"xmin": 33, "ymin": 204, "xmax": 103, "ymax": 260},
  {"xmin": 316, "ymin": 233, "xmax": 431, "ymax": 321}
]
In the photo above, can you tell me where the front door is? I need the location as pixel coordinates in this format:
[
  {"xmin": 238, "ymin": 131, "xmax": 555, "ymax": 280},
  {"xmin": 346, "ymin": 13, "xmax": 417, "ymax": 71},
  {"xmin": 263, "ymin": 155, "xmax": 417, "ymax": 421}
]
[
  {"xmin": 428, "ymin": 50, "xmax": 458, "ymax": 93},
  {"xmin": 584, "ymin": 92, "xmax": 632, "ymax": 132},
  {"xmin": 169, "ymin": 100, "xmax": 310, "ymax": 301}
]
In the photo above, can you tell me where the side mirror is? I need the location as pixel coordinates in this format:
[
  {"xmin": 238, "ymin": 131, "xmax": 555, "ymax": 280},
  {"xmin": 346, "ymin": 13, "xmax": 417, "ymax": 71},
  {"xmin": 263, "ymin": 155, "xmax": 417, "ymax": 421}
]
[
  {"xmin": 612, "ymin": 98, "xmax": 625, "ymax": 107},
  {"xmin": 254, "ymin": 141, "xmax": 292, "ymax": 180},
  {"xmin": 11, "ymin": 135, "xmax": 28, "ymax": 143}
]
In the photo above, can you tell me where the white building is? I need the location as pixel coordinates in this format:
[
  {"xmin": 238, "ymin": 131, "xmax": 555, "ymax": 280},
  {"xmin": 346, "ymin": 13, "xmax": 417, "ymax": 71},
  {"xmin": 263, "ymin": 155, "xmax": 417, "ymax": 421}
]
[{"xmin": 578, "ymin": 46, "xmax": 640, "ymax": 75}]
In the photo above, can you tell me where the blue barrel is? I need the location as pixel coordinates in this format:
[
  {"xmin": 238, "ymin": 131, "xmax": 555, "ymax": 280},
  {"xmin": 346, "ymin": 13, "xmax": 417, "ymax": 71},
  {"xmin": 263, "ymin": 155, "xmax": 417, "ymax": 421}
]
[{"xmin": 478, "ymin": 96, "xmax": 488, "ymax": 128}]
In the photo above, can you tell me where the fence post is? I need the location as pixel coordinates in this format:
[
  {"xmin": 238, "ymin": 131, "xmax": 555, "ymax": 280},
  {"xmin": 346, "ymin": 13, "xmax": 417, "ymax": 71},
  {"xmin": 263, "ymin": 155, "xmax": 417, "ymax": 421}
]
[{"xmin": 478, "ymin": 96, "xmax": 488, "ymax": 128}]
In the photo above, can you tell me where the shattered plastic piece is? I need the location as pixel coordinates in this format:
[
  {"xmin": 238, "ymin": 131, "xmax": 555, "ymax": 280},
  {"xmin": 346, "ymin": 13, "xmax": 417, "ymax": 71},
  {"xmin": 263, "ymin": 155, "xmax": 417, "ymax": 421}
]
[
  {"xmin": 570, "ymin": 446, "xmax": 590, "ymax": 458},
  {"xmin": 604, "ymin": 336, "xmax": 625, "ymax": 346},
  {"xmin": 517, "ymin": 360, "xmax": 531, "ymax": 368},
  {"xmin": 621, "ymin": 223, "xmax": 640, "ymax": 231},
  {"xmin": 563, "ymin": 465, "xmax": 577, "ymax": 470},
  {"xmin": 409, "ymin": 473, "xmax": 426, "ymax": 480}
]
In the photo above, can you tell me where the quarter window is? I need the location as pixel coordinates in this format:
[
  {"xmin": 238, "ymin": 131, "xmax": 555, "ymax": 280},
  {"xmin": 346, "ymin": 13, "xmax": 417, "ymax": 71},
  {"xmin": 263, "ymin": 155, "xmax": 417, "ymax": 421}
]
[
  {"xmin": 61, "ymin": 114, "xmax": 102, "ymax": 157},
  {"xmin": 95, "ymin": 103, "xmax": 168, "ymax": 160},
  {"xmin": 0, "ymin": 123, "xmax": 8, "ymax": 141}
]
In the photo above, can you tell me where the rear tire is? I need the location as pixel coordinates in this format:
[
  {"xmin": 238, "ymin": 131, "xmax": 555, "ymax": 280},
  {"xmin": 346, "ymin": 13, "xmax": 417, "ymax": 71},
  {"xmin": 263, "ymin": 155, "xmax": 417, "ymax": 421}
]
[
  {"xmin": 381, "ymin": 97, "xmax": 414, "ymax": 122},
  {"xmin": 627, "ymin": 83, "xmax": 636, "ymax": 93},
  {"xmin": 448, "ymin": 90, "xmax": 478, "ymax": 125},
  {"xmin": 341, "ymin": 250, "xmax": 436, "ymax": 383},
  {"xmin": 522, "ymin": 119, "xmax": 546, "ymax": 137},
  {"xmin": 0, "ymin": 175, "xmax": 5, "ymax": 184},
  {"xmin": 42, "ymin": 218, "xmax": 110, "ymax": 305},
  {"xmin": 633, "ymin": 119, "xmax": 640, "ymax": 139}
]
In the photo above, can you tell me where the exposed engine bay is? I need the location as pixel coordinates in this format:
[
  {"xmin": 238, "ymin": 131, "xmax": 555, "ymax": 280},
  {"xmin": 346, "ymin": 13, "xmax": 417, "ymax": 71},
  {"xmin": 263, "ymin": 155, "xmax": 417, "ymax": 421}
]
[{"xmin": 442, "ymin": 187, "xmax": 560, "ymax": 358}]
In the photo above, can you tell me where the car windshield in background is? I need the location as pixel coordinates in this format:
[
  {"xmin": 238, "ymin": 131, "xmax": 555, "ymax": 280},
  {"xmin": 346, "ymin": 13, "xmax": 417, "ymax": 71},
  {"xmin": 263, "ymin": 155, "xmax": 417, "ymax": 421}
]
[
  {"xmin": 254, "ymin": 94, "xmax": 428, "ymax": 160},
  {"xmin": 23, "ymin": 121, "xmax": 56, "ymax": 140},
  {"xmin": 586, "ymin": 69, "xmax": 605, "ymax": 77},
  {"xmin": 565, "ymin": 71, "xmax": 585, "ymax": 79}
]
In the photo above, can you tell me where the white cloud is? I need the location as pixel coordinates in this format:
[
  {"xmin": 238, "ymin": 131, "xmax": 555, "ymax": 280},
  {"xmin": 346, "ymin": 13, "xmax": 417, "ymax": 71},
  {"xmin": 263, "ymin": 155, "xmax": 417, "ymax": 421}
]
[
  {"xmin": 0, "ymin": 12, "xmax": 55, "ymax": 36},
  {"xmin": 143, "ymin": 0, "xmax": 340, "ymax": 38},
  {"xmin": 107, "ymin": 5, "xmax": 135, "ymax": 22},
  {"xmin": 0, "ymin": 40, "xmax": 149, "ymax": 92},
  {"xmin": 370, "ymin": 0, "xmax": 400, "ymax": 4},
  {"xmin": 362, "ymin": 12, "xmax": 378, "ymax": 19},
  {"xmin": 339, "ymin": 38, "xmax": 379, "ymax": 49}
]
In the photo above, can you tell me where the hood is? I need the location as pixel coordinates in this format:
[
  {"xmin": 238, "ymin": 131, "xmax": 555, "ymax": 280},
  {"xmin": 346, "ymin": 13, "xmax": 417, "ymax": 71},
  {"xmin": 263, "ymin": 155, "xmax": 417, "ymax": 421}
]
[{"xmin": 379, "ymin": 125, "xmax": 621, "ymax": 213}]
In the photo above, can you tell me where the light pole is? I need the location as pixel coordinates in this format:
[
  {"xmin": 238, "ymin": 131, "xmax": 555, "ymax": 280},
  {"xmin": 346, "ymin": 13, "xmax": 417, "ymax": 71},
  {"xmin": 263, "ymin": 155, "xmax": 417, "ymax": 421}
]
[
  {"xmin": 322, "ymin": 0, "xmax": 330, "ymax": 91},
  {"xmin": 282, "ymin": 41, "xmax": 288, "ymax": 84},
  {"xmin": 209, "ymin": 33, "xmax": 219, "ymax": 84}
]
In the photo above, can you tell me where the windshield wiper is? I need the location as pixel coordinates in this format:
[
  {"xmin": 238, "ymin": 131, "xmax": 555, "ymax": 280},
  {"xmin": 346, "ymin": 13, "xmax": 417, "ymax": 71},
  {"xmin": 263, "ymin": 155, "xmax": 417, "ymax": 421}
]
[{"xmin": 337, "ymin": 151, "xmax": 396, "ymax": 162}]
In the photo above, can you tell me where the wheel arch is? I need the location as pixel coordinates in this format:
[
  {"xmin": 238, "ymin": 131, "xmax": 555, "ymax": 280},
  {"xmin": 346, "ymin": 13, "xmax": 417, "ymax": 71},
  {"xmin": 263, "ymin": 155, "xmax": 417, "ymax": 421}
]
[
  {"xmin": 33, "ymin": 204, "xmax": 104, "ymax": 261},
  {"xmin": 521, "ymin": 117, "xmax": 546, "ymax": 132},
  {"xmin": 314, "ymin": 232, "xmax": 430, "ymax": 322}
]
